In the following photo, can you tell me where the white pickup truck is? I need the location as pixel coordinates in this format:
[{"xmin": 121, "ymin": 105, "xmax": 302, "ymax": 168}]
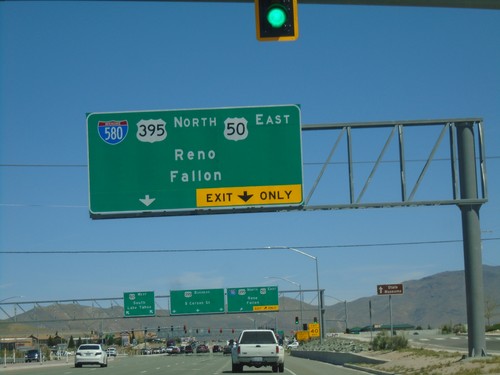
[{"xmin": 231, "ymin": 329, "xmax": 284, "ymax": 373}]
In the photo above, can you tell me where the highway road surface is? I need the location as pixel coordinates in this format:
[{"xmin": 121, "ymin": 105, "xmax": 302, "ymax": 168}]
[
  {"xmin": 408, "ymin": 332, "xmax": 500, "ymax": 354},
  {"xmin": 2, "ymin": 352, "xmax": 368, "ymax": 375}
]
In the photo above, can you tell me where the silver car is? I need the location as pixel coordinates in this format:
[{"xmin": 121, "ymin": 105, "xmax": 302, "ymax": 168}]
[{"xmin": 75, "ymin": 344, "xmax": 108, "ymax": 367}]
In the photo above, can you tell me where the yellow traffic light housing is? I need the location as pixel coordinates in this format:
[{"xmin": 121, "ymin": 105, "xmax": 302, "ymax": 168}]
[{"xmin": 255, "ymin": 0, "xmax": 298, "ymax": 42}]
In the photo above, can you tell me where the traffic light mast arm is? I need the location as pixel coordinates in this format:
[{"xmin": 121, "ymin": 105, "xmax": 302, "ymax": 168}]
[
  {"xmin": 38, "ymin": 0, "xmax": 500, "ymax": 10},
  {"xmin": 127, "ymin": 0, "xmax": 499, "ymax": 11}
]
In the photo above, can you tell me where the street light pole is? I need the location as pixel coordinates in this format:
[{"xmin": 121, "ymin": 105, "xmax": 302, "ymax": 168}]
[
  {"xmin": 267, "ymin": 246, "xmax": 322, "ymax": 342},
  {"xmin": 265, "ymin": 276, "xmax": 303, "ymax": 327}
]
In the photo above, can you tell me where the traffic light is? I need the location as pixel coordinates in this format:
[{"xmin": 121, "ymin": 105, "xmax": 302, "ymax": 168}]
[
  {"xmin": 255, "ymin": 0, "xmax": 298, "ymax": 42},
  {"xmin": 295, "ymin": 316, "xmax": 299, "ymax": 325}
]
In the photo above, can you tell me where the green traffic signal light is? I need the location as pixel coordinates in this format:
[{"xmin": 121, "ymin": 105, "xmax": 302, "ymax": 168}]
[
  {"xmin": 267, "ymin": 5, "xmax": 287, "ymax": 28},
  {"xmin": 255, "ymin": 0, "xmax": 298, "ymax": 42}
]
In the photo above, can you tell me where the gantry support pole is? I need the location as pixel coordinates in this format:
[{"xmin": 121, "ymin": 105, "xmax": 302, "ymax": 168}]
[{"xmin": 456, "ymin": 122, "xmax": 487, "ymax": 357}]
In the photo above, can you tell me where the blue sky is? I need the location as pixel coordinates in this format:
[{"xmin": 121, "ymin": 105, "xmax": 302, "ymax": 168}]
[{"xmin": 1, "ymin": 1, "xmax": 499, "ymax": 312}]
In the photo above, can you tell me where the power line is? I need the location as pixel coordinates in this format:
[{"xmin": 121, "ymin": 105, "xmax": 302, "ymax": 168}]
[
  {"xmin": 1, "ymin": 156, "xmax": 499, "ymax": 168},
  {"xmin": 1, "ymin": 156, "xmax": 498, "ymax": 208},
  {"xmin": 305, "ymin": 155, "xmax": 500, "ymax": 166},
  {"xmin": 0, "ymin": 203, "xmax": 87, "ymax": 208},
  {"xmin": 1, "ymin": 238, "xmax": 499, "ymax": 255},
  {"xmin": 0, "ymin": 164, "xmax": 87, "ymax": 168}
]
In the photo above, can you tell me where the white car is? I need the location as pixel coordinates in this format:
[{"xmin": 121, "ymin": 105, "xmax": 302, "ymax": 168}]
[
  {"xmin": 287, "ymin": 341, "xmax": 299, "ymax": 349},
  {"xmin": 232, "ymin": 329, "xmax": 284, "ymax": 373},
  {"xmin": 166, "ymin": 346, "xmax": 180, "ymax": 354},
  {"xmin": 75, "ymin": 344, "xmax": 108, "ymax": 367},
  {"xmin": 106, "ymin": 347, "xmax": 117, "ymax": 357}
]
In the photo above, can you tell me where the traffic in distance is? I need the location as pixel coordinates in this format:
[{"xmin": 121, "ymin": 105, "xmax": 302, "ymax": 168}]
[
  {"xmin": 6, "ymin": 352, "xmax": 361, "ymax": 375},
  {"xmin": 8, "ymin": 331, "xmax": 500, "ymax": 375},
  {"xmin": 11, "ymin": 330, "xmax": 297, "ymax": 373}
]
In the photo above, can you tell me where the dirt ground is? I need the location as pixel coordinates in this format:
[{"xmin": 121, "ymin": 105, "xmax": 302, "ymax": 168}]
[{"xmin": 362, "ymin": 349, "xmax": 500, "ymax": 375}]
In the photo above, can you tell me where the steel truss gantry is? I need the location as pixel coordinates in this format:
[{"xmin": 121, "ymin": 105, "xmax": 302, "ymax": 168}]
[
  {"xmin": 302, "ymin": 118, "xmax": 487, "ymax": 210},
  {"xmin": 301, "ymin": 118, "xmax": 487, "ymax": 356}
]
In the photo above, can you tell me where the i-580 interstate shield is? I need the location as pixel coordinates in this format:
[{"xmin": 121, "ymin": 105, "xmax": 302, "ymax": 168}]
[{"xmin": 86, "ymin": 105, "xmax": 303, "ymax": 218}]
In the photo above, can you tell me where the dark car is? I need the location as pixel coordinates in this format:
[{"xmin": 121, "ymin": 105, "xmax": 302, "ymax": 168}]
[
  {"xmin": 223, "ymin": 340, "xmax": 236, "ymax": 355},
  {"xmin": 212, "ymin": 345, "xmax": 221, "ymax": 353},
  {"xmin": 196, "ymin": 344, "xmax": 209, "ymax": 353},
  {"xmin": 184, "ymin": 345, "xmax": 194, "ymax": 354},
  {"xmin": 24, "ymin": 349, "xmax": 41, "ymax": 362}
]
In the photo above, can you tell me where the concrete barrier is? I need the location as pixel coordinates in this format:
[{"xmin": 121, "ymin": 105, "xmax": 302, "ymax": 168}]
[
  {"xmin": 290, "ymin": 350, "xmax": 387, "ymax": 366},
  {"xmin": 290, "ymin": 350, "xmax": 396, "ymax": 374}
]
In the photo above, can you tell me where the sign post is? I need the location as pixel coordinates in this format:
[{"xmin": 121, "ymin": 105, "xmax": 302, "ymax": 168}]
[
  {"xmin": 377, "ymin": 284, "xmax": 404, "ymax": 336},
  {"xmin": 377, "ymin": 284, "xmax": 404, "ymax": 295},
  {"xmin": 308, "ymin": 323, "xmax": 320, "ymax": 338},
  {"xmin": 87, "ymin": 105, "xmax": 302, "ymax": 218}
]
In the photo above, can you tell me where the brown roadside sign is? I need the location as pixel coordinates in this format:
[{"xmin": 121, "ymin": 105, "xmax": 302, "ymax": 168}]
[{"xmin": 377, "ymin": 284, "xmax": 404, "ymax": 295}]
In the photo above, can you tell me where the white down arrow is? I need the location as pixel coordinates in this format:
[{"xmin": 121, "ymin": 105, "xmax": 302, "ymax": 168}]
[{"xmin": 139, "ymin": 195, "xmax": 156, "ymax": 207}]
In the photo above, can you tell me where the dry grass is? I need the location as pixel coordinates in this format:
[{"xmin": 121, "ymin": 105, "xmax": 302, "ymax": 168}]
[{"xmin": 363, "ymin": 348, "xmax": 500, "ymax": 375}]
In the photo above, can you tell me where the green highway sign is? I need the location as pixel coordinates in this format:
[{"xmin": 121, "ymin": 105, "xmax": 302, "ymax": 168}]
[
  {"xmin": 86, "ymin": 105, "xmax": 303, "ymax": 218},
  {"xmin": 170, "ymin": 288, "xmax": 225, "ymax": 315},
  {"xmin": 227, "ymin": 286, "xmax": 279, "ymax": 313},
  {"xmin": 123, "ymin": 291, "xmax": 155, "ymax": 317}
]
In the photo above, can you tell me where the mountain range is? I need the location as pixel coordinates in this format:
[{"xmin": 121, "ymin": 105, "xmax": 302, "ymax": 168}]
[
  {"xmin": 326, "ymin": 265, "xmax": 500, "ymax": 331},
  {"xmin": 1, "ymin": 265, "xmax": 499, "ymax": 337}
]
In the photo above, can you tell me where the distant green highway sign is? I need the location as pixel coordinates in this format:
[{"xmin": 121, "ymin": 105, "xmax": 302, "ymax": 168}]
[
  {"xmin": 227, "ymin": 286, "xmax": 279, "ymax": 313},
  {"xmin": 170, "ymin": 288, "xmax": 225, "ymax": 315},
  {"xmin": 86, "ymin": 105, "xmax": 303, "ymax": 218},
  {"xmin": 123, "ymin": 291, "xmax": 155, "ymax": 317}
]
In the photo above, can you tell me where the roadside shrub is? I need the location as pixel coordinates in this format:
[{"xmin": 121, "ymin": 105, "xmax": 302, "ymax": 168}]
[
  {"xmin": 371, "ymin": 331, "xmax": 408, "ymax": 351},
  {"xmin": 390, "ymin": 334, "xmax": 409, "ymax": 350},
  {"xmin": 441, "ymin": 323, "xmax": 453, "ymax": 334},
  {"xmin": 441, "ymin": 323, "xmax": 467, "ymax": 334},
  {"xmin": 486, "ymin": 323, "xmax": 500, "ymax": 332},
  {"xmin": 453, "ymin": 323, "xmax": 467, "ymax": 334}
]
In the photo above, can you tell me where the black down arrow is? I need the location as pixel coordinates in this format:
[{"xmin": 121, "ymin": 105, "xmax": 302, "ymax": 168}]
[{"xmin": 238, "ymin": 191, "xmax": 254, "ymax": 202}]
